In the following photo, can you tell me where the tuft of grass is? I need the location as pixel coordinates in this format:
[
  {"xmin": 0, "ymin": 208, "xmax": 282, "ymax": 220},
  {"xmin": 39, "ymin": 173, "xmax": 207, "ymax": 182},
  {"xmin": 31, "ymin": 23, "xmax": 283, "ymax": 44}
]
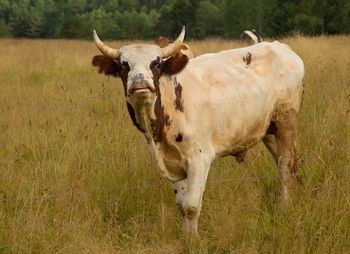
[{"xmin": 0, "ymin": 36, "xmax": 349, "ymax": 253}]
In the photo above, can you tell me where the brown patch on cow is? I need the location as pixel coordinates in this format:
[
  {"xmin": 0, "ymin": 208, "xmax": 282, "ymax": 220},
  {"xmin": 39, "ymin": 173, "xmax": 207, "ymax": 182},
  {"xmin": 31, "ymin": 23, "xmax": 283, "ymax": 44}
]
[
  {"xmin": 233, "ymin": 150, "xmax": 247, "ymax": 163},
  {"xmin": 162, "ymin": 53, "xmax": 188, "ymax": 76},
  {"xmin": 175, "ymin": 132, "xmax": 183, "ymax": 142},
  {"xmin": 151, "ymin": 101, "xmax": 171, "ymax": 142},
  {"xmin": 150, "ymin": 57, "xmax": 172, "ymax": 143},
  {"xmin": 151, "ymin": 99, "xmax": 165, "ymax": 142},
  {"xmin": 154, "ymin": 36, "xmax": 170, "ymax": 48},
  {"xmin": 243, "ymin": 52, "xmax": 252, "ymax": 66},
  {"xmin": 92, "ymin": 55, "xmax": 119, "ymax": 76},
  {"xmin": 173, "ymin": 77, "xmax": 184, "ymax": 112}
]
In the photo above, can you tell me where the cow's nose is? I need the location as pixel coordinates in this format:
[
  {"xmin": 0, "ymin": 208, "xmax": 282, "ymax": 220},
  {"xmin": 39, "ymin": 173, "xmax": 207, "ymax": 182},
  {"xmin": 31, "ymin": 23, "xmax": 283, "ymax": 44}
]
[{"xmin": 131, "ymin": 73, "xmax": 147, "ymax": 84}]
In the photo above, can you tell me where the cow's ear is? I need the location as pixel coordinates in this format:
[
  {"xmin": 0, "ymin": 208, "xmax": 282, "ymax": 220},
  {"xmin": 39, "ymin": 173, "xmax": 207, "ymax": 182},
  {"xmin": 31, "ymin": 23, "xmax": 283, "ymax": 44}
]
[
  {"xmin": 162, "ymin": 52, "xmax": 188, "ymax": 76},
  {"xmin": 92, "ymin": 55, "xmax": 119, "ymax": 77}
]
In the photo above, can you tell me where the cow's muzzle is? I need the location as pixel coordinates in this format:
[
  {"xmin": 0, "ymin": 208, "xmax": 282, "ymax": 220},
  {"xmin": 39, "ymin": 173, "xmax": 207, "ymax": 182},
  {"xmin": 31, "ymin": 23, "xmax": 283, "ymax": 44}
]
[
  {"xmin": 128, "ymin": 73, "xmax": 155, "ymax": 96},
  {"xmin": 129, "ymin": 83, "xmax": 154, "ymax": 95}
]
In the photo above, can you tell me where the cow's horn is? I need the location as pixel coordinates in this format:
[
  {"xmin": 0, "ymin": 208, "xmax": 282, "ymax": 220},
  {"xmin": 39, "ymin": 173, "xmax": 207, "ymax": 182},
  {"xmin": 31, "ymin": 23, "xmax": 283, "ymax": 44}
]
[
  {"xmin": 161, "ymin": 26, "xmax": 185, "ymax": 58},
  {"xmin": 93, "ymin": 30, "xmax": 118, "ymax": 59}
]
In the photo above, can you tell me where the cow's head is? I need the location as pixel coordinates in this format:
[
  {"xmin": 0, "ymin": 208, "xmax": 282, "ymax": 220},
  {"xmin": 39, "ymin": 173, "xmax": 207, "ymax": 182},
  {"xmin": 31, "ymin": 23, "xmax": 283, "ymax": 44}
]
[{"xmin": 92, "ymin": 27, "xmax": 188, "ymax": 106}]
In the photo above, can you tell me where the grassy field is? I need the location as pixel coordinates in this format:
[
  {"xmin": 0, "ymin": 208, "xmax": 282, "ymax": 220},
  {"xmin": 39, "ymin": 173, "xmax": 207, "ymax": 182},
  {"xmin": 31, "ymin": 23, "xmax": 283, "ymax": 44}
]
[{"xmin": 0, "ymin": 36, "xmax": 349, "ymax": 253}]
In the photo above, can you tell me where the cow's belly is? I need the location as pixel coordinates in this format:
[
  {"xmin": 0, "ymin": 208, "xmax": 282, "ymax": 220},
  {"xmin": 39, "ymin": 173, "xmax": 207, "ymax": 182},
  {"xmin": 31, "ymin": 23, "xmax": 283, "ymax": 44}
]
[
  {"xmin": 201, "ymin": 80, "xmax": 275, "ymax": 156},
  {"xmin": 211, "ymin": 109, "xmax": 272, "ymax": 157}
]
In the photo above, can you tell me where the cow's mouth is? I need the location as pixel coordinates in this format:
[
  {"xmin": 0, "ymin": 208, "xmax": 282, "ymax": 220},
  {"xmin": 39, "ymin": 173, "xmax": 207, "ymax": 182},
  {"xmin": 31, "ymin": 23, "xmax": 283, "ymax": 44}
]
[
  {"xmin": 133, "ymin": 87, "xmax": 151, "ymax": 94},
  {"xmin": 131, "ymin": 84, "xmax": 154, "ymax": 95}
]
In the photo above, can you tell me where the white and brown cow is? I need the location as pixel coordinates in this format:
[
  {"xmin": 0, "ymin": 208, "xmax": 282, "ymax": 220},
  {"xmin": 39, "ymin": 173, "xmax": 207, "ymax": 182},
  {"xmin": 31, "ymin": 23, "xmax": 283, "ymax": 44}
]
[{"xmin": 92, "ymin": 27, "xmax": 304, "ymax": 236}]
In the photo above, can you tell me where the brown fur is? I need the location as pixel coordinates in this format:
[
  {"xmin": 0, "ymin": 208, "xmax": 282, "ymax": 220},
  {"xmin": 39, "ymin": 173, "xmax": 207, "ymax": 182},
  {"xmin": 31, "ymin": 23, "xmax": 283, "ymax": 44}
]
[
  {"xmin": 233, "ymin": 150, "xmax": 246, "ymax": 163},
  {"xmin": 150, "ymin": 57, "xmax": 172, "ymax": 143},
  {"xmin": 92, "ymin": 55, "xmax": 119, "ymax": 76},
  {"xmin": 175, "ymin": 132, "xmax": 183, "ymax": 142},
  {"xmin": 162, "ymin": 53, "xmax": 189, "ymax": 76},
  {"xmin": 243, "ymin": 52, "xmax": 252, "ymax": 66},
  {"xmin": 173, "ymin": 77, "xmax": 184, "ymax": 112}
]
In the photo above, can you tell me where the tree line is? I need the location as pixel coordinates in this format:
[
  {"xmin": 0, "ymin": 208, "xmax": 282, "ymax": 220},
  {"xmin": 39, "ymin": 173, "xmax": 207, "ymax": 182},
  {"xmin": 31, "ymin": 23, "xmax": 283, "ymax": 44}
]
[{"xmin": 0, "ymin": 0, "xmax": 349, "ymax": 40}]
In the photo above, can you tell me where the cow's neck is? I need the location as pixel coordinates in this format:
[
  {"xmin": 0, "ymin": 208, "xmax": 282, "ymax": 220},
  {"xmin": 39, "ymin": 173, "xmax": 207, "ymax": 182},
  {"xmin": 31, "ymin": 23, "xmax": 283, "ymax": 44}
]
[
  {"xmin": 130, "ymin": 94, "xmax": 182, "ymax": 181},
  {"xmin": 128, "ymin": 77, "xmax": 170, "ymax": 143},
  {"xmin": 126, "ymin": 99, "xmax": 153, "ymax": 135},
  {"xmin": 137, "ymin": 103, "xmax": 156, "ymax": 141}
]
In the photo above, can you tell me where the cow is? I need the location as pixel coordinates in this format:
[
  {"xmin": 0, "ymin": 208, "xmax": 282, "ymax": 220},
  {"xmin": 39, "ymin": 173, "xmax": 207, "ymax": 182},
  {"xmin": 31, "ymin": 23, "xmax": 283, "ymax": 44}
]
[
  {"xmin": 92, "ymin": 27, "xmax": 304, "ymax": 236},
  {"xmin": 154, "ymin": 36, "xmax": 194, "ymax": 59},
  {"xmin": 241, "ymin": 29, "xmax": 263, "ymax": 44}
]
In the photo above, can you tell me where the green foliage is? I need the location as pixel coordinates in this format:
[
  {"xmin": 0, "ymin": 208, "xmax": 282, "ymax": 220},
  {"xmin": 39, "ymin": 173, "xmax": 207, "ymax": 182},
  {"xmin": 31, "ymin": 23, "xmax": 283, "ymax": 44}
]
[
  {"xmin": 0, "ymin": 19, "xmax": 10, "ymax": 36},
  {"xmin": 195, "ymin": 0, "xmax": 223, "ymax": 38},
  {"xmin": 223, "ymin": 0, "xmax": 260, "ymax": 38},
  {"xmin": 0, "ymin": 0, "xmax": 349, "ymax": 39}
]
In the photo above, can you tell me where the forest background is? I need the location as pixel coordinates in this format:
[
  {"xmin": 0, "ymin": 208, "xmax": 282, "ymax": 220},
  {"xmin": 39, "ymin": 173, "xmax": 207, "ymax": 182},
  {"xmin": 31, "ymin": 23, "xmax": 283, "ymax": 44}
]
[{"xmin": 0, "ymin": 0, "xmax": 349, "ymax": 40}]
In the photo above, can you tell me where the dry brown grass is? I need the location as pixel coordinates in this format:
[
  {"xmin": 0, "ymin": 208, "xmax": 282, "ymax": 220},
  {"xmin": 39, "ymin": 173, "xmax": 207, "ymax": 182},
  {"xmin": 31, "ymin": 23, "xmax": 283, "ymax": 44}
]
[{"xmin": 0, "ymin": 36, "xmax": 349, "ymax": 253}]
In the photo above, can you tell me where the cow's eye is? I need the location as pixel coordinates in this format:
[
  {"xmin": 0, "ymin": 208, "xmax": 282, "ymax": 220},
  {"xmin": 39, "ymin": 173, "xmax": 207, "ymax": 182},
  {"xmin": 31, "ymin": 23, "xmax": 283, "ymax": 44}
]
[
  {"xmin": 155, "ymin": 62, "xmax": 162, "ymax": 70},
  {"xmin": 152, "ymin": 61, "xmax": 162, "ymax": 71},
  {"xmin": 120, "ymin": 61, "xmax": 129, "ymax": 70},
  {"xmin": 150, "ymin": 58, "xmax": 162, "ymax": 72}
]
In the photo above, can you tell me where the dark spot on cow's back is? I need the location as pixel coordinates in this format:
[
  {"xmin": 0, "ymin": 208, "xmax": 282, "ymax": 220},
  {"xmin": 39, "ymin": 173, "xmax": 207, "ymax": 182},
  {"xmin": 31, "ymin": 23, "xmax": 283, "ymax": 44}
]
[
  {"xmin": 243, "ymin": 52, "xmax": 252, "ymax": 66},
  {"xmin": 175, "ymin": 132, "xmax": 183, "ymax": 142},
  {"xmin": 173, "ymin": 77, "xmax": 184, "ymax": 112}
]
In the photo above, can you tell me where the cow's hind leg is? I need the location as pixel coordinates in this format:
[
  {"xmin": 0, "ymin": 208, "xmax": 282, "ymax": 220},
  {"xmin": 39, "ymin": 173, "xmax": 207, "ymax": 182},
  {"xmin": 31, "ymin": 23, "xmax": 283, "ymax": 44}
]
[
  {"xmin": 263, "ymin": 134, "xmax": 279, "ymax": 163},
  {"xmin": 263, "ymin": 121, "xmax": 280, "ymax": 163},
  {"xmin": 273, "ymin": 106, "xmax": 299, "ymax": 203}
]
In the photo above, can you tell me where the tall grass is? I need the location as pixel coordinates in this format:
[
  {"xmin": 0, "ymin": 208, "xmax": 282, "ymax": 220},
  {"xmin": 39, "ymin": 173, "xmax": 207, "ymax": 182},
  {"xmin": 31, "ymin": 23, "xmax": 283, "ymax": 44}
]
[{"xmin": 0, "ymin": 36, "xmax": 349, "ymax": 253}]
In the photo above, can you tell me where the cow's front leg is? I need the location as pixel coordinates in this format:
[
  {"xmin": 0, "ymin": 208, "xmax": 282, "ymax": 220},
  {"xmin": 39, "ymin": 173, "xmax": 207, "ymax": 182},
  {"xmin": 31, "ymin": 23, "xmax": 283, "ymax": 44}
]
[
  {"xmin": 172, "ymin": 178, "xmax": 187, "ymax": 216},
  {"xmin": 181, "ymin": 156, "xmax": 212, "ymax": 236}
]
